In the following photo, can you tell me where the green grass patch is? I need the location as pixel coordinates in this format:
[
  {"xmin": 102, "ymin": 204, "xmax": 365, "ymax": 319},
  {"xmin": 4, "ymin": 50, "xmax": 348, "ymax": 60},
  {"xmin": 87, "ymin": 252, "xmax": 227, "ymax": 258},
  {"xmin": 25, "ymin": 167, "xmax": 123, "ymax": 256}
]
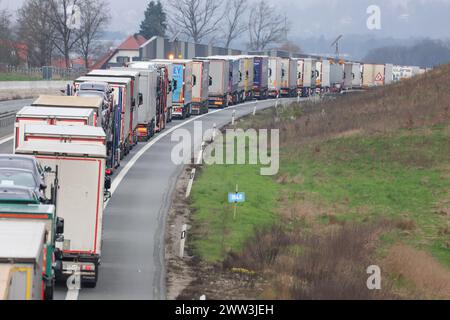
[
  {"xmin": 190, "ymin": 162, "xmax": 280, "ymax": 263},
  {"xmin": 281, "ymin": 126, "xmax": 450, "ymax": 268}
]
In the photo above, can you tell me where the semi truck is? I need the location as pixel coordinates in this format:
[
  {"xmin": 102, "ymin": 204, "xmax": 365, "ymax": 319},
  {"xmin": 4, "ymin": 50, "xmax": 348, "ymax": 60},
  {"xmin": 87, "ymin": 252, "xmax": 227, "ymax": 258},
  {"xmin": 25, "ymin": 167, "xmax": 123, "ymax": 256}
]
[
  {"xmin": 191, "ymin": 59, "xmax": 210, "ymax": 115},
  {"xmin": 315, "ymin": 60, "xmax": 331, "ymax": 93},
  {"xmin": 252, "ymin": 56, "xmax": 268, "ymax": 100},
  {"xmin": 129, "ymin": 61, "xmax": 173, "ymax": 124},
  {"xmin": 16, "ymin": 142, "xmax": 108, "ymax": 288},
  {"xmin": 86, "ymin": 69, "xmax": 143, "ymax": 147},
  {"xmin": 299, "ymin": 58, "xmax": 317, "ymax": 97},
  {"xmin": 203, "ymin": 57, "xmax": 230, "ymax": 108},
  {"xmin": 329, "ymin": 61, "xmax": 344, "ymax": 92},
  {"xmin": 0, "ymin": 190, "xmax": 62, "ymax": 300},
  {"xmin": 75, "ymin": 76, "xmax": 131, "ymax": 164},
  {"xmin": 0, "ymin": 220, "xmax": 47, "ymax": 300},
  {"xmin": 280, "ymin": 58, "xmax": 297, "ymax": 97},
  {"xmin": 268, "ymin": 57, "xmax": 282, "ymax": 98},
  {"xmin": 237, "ymin": 55, "xmax": 255, "ymax": 100},
  {"xmin": 152, "ymin": 59, "xmax": 193, "ymax": 119},
  {"xmin": 352, "ymin": 63, "xmax": 362, "ymax": 88},
  {"xmin": 362, "ymin": 64, "xmax": 394, "ymax": 87},
  {"xmin": 113, "ymin": 67, "xmax": 161, "ymax": 140},
  {"xmin": 206, "ymin": 56, "xmax": 241, "ymax": 105}
]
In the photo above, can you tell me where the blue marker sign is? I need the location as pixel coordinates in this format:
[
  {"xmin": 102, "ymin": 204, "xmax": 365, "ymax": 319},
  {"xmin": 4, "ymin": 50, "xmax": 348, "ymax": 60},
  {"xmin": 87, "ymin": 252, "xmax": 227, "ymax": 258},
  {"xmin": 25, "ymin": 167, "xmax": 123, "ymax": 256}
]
[{"xmin": 228, "ymin": 192, "xmax": 246, "ymax": 203}]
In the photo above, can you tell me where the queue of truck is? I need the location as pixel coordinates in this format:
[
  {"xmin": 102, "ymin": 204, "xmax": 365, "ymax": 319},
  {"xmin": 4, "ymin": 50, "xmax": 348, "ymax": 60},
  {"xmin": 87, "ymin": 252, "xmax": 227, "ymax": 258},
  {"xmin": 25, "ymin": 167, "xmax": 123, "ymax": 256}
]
[{"xmin": 0, "ymin": 53, "xmax": 429, "ymax": 300}]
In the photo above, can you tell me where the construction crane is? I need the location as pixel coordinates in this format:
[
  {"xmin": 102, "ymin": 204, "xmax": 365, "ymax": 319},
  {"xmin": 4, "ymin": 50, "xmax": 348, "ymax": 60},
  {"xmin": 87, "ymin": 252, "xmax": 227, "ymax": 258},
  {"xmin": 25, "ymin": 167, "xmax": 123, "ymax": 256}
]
[{"xmin": 331, "ymin": 35, "xmax": 343, "ymax": 60}]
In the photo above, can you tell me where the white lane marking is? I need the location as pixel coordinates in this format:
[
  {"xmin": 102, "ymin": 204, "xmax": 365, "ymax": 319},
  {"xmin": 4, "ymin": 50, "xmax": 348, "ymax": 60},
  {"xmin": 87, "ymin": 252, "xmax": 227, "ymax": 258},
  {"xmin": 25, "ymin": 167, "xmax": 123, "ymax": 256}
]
[
  {"xmin": 0, "ymin": 135, "xmax": 13, "ymax": 146},
  {"xmin": 65, "ymin": 289, "xmax": 79, "ymax": 300}
]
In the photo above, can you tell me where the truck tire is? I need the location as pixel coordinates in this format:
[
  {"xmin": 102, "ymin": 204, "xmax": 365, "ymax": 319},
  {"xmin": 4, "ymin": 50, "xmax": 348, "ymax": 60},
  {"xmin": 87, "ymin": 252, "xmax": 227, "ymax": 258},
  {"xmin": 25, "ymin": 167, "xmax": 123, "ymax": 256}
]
[
  {"xmin": 44, "ymin": 280, "xmax": 54, "ymax": 300},
  {"xmin": 82, "ymin": 264, "xmax": 99, "ymax": 289}
]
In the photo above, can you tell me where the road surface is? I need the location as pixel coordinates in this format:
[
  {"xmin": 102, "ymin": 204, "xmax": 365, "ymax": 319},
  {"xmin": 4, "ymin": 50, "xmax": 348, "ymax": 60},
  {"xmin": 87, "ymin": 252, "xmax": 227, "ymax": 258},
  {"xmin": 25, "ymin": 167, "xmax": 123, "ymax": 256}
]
[{"xmin": 0, "ymin": 97, "xmax": 299, "ymax": 300}]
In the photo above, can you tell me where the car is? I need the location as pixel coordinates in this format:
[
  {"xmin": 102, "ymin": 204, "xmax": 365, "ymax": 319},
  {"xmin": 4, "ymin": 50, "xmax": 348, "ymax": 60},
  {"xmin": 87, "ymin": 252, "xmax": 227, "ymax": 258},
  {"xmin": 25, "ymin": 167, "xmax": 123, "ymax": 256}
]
[
  {"xmin": 0, "ymin": 185, "xmax": 41, "ymax": 204},
  {"xmin": 0, "ymin": 154, "xmax": 46, "ymax": 186},
  {"xmin": 0, "ymin": 168, "xmax": 47, "ymax": 202}
]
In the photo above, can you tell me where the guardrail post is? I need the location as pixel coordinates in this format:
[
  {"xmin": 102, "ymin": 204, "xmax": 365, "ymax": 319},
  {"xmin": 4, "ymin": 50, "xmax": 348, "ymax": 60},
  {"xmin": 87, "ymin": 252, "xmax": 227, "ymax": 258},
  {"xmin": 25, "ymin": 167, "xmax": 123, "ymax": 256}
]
[{"xmin": 179, "ymin": 224, "xmax": 187, "ymax": 258}]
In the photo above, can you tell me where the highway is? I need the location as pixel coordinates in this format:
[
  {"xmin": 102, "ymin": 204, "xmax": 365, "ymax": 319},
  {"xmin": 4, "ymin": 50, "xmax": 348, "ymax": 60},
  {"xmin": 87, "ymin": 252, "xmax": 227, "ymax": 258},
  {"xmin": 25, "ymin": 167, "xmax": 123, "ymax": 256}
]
[{"xmin": 0, "ymin": 97, "xmax": 297, "ymax": 300}]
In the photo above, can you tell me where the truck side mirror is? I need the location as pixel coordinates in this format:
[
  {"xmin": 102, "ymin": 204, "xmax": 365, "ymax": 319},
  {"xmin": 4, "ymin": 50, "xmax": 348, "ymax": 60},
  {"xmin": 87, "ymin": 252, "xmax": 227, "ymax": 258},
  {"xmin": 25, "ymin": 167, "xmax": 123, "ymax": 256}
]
[
  {"xmin": 56, "ymin": 217, "xmax": 64, "ymax": 235},
  {"xmin": 44, "ymin": 166, "xmax": 52, "ymax": 173},
  {"xmin": 40, "ymin": 183, "xmax": 47, "ymax": 191},
  {"xmin": 138, "ymin": 93, "xmax": 143, "ymax": 105},
  {"xmin": 209, "ymin": 76, "xmax": 212, "ymax": 86},
  {"xmin": 192, "ymin": 75, "xmax": 197, "ymax": 86}
]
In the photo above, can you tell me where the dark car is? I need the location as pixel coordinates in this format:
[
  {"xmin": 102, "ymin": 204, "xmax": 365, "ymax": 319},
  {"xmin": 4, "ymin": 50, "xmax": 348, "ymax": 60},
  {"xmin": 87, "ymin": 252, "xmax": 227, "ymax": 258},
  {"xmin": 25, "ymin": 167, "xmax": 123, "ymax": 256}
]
[{"xmin": 0, "ymin": 168, "xmax": 47, "ymax": 202}]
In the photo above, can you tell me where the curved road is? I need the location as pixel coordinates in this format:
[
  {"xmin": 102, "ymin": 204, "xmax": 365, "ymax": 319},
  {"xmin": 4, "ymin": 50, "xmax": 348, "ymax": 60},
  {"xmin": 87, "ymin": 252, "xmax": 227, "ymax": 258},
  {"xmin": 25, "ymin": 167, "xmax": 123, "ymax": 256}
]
[{"xmin": 0, "ymin": 97, "xmax": 299, "ymax": 300}]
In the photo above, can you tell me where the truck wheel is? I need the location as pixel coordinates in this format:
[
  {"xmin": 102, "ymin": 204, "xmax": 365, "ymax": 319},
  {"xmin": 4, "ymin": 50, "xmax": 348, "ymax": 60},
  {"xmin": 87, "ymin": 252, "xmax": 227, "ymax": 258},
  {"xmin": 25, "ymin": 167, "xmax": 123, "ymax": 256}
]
[
  {"xmin": 82, "ymin": 264, "xmax": 99, "ymax": 289},
  {"xmin": 44, "ymin": 281, "xmax": 54, "ymax": 300}
]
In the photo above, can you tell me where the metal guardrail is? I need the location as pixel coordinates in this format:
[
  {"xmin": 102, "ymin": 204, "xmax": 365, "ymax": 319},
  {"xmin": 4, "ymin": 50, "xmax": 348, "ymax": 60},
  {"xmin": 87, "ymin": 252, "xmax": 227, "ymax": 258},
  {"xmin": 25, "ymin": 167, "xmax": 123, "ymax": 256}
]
[
  {"xmin": 0, "ymin": 111, "xmax": 16, "ymax": 129},
  {"xmin": 1, "ymin": 64, "xmax": 87, "ymax": 80}
]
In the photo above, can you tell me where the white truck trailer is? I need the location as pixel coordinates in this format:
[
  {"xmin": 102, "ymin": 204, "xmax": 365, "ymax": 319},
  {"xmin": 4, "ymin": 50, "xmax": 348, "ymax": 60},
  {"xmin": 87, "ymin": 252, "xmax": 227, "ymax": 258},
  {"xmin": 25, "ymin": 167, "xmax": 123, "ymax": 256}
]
[
  {"xmin": 129, "ymin": 61, "xmax": 173, "ymax": 124},
  {"xmin": 300, "ymin": 58, "xmax": 317, "ymax": 97},
  {"xmin": 113, "ymin": 67, "xmax": 160, "ymax": 140},
  {"xmin": 280, "ymin": 58, "xmax": 297, "ymax": 97},
  {"xmin": 0, "ymin": 221, "xmax": 46, "ymax": 300},
  {"xmin": 362, "ymin": 64, "xmax": 394, "ymax": 87},
  {"xmin": 204, "ymin": 57, "xmax": 230, "ymax": 108},
  {"xmin": 268, "ymin": 57, "xmax": 283, "ymax": 98},
  {"xmin": 75, "ymin": 76, "xmax": 132, "ymax": 162},
  {"xmin": 191, "ymin": 59, "xmax": 210, "ymax": 115},
  {"xmin": 14, "ymin": 106, "xmax": 95, "ymax": 152},
  {"xmin": 87, "ymin": 69, "xmax": 143, "ymax": 147},
  {"xmin": 15, "ymin": 142, "xmax": 107, "ymax": 288},
  {"xmin": 315, "ymin": 60, "xmax": 331, "ymax": 93},
  {"xmin": 329, "ymin": 62, "xmax": 344, "ymax": 92}
]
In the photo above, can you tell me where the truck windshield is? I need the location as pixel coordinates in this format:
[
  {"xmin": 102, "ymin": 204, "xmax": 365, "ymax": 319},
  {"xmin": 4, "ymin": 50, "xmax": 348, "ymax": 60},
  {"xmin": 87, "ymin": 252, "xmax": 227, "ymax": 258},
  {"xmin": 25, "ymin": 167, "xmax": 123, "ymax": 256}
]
[{"xmin": 0, "ymin": 171, "xmax": 36, "ymax": 188}]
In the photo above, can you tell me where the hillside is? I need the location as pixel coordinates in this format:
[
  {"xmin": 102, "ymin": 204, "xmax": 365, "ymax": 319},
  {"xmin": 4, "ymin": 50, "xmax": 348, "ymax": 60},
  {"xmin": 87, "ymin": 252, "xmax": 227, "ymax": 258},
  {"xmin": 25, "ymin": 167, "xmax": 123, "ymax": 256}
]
[{"xmin": 170, "ymin": 63, "xmax": 450, "ymax": 300}]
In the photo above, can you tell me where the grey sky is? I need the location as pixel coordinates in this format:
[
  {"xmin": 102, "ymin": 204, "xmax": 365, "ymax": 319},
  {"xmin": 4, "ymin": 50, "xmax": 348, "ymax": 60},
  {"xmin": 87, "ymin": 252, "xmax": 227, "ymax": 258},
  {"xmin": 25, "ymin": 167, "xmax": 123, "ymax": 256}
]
[{"xmin": 2, "ymin": 0, "xmax": 450, "ymax": 40}]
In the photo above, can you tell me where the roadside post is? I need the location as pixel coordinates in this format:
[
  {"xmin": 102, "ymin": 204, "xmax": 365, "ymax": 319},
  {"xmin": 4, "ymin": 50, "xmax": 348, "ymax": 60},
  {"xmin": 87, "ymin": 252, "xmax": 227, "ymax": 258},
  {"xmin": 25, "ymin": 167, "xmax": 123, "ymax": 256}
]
[
  {"xmin": 179, "ymin": 224, "xmax": 187, "ymax": 258},
  {"xmin": 232, "ymin": 110, "xmax": 236, "ymax": 126},
  {"xmin": 228, "ymin": 184, "xmax": 246, "ymax": 220},
  {"xmin": 253, "ymin": 100, "xmax": 257, "ymax": 116}
]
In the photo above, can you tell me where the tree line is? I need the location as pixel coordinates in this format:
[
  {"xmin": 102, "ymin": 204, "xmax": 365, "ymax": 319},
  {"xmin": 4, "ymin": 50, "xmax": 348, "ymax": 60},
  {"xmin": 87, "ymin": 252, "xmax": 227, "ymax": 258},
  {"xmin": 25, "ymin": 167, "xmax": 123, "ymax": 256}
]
[
  {"xmin": 1, "ymin": 0, "xmax": 110, "ymax": 68},
  {"xmin": 1, "ymin": 0, "xmax": 291, "ymax": 68},
  {"xmin": 140, "ymin": 0, "xmax": 290, "ymax": 51}
]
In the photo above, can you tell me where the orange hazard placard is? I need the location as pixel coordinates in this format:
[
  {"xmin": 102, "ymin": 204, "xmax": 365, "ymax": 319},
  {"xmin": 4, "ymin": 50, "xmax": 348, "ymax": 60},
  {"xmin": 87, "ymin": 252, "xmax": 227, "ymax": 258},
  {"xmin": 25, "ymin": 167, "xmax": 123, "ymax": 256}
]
[{"xmin": 375, "ymin": 73, "xmax": 384, "ymax": 81}]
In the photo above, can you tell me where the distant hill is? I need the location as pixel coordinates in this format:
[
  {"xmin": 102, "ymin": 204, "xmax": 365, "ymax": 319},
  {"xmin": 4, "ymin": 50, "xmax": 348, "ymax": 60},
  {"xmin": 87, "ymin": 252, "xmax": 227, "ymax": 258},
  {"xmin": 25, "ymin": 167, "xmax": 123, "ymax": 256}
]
[{"xmin": 363, "ymin": 39, "xmax": 450, "ymax": 68}]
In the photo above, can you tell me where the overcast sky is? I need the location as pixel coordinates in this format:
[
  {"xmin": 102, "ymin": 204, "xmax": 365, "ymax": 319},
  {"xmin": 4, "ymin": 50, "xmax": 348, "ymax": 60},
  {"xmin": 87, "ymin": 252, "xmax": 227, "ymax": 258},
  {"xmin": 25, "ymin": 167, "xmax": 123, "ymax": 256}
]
[{"xmin": 2, "ymin": 0, "xmax": 450, "ymax": 40}]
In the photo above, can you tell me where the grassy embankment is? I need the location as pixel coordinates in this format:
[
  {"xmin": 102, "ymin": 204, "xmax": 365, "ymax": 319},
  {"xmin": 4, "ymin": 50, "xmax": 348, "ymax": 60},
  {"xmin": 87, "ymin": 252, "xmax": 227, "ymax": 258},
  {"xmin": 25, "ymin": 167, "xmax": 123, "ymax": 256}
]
[{"xmin": 189, "ymin": 64, "xmax": 450, "ymax": 299}]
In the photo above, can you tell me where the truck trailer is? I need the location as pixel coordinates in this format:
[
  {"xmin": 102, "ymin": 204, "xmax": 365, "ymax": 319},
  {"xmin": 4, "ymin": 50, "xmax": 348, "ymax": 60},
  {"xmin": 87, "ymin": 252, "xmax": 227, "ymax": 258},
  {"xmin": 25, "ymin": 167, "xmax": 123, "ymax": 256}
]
[
  {"xmin": 15, "ymin": 142, "xmax": 107, "ymax": 288},
  {"xmin": 315, "ymin": 60, "xmax": 331, "ymax": 93},
  {"xmin": 152, "ymin": 59, "xmax": 193, "ymax": 119},
  {"xmin": 299, "ymin": 58, "xmax": 317, "ymax": 97},
  {"xmin": 268, "ymin": 57, "xmax": 282, "ymax": 98},
  {"xmin": 206, "ymin": 56, "xmax": 242, "ymax": 105},
  {"xmin": 237, "ymin": 55, "xmax": 255, "ymax": 100},
  {"xmin": 191, "ymin": 59, "xmax": 210, "ymax": 115},
  {"xmin": 14, "ymin": 106, "xmax": 95, "ymax": 152},
  {"xmin": 75, "ymin": 76, "xmax": 131, "ymax": 165},
  {"xmin": 252, "ymin": 56, "xmax": 268, "ymax": 100},
  {"xmin": 113, "ymin": 67, "xmax": 161, "ymax": 140},
  {"xmin": 0, "ymin": 194, "xmax": 62, "ymax": 300},
  {"xmin": 329, "ymin": 61, "xmax": 344, "ymax": 92},
  {"xmin": 203, "ymin": 57, "xmax": 230, "ymax": 108},
  {"xmin": 86, "ymin": 69, "xmax": 143, "ymax": 147},
  {"xmin": 362, "ymin": 64, "xmax": 394, "ymax": 87},
  {"xmin": 280, "ymin": 58, "xmax": 297, "ymax": 97},
  {"xmin": 0, "ymin": 221, "xmax": 46, "ymax": 300},
  {"xmin": 129, "ymin": 61, "xmax": 173, "ymax": 124}
]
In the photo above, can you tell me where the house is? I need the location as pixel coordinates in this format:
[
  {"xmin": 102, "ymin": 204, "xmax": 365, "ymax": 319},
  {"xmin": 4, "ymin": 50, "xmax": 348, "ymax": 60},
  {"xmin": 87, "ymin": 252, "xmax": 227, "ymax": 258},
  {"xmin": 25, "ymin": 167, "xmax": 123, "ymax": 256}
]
[{"xmin": 92, "ymin": 34, "xmax": 147, "ymax": 70}]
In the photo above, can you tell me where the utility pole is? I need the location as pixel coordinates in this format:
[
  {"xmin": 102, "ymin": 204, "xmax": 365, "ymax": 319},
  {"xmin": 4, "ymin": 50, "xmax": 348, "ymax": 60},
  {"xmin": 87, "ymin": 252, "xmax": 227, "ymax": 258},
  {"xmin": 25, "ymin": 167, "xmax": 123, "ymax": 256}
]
[{"xmin": 331, "ymin": 35, "xmax": 343, "ymax": 61}]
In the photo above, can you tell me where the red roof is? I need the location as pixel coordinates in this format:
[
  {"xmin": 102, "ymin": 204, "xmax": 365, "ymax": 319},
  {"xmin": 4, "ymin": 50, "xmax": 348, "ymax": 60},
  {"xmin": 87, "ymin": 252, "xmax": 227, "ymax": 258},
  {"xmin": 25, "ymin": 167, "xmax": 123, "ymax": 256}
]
[{"xmin": 117, "ymin": 34, "xmax": 147, "ymax": 50}]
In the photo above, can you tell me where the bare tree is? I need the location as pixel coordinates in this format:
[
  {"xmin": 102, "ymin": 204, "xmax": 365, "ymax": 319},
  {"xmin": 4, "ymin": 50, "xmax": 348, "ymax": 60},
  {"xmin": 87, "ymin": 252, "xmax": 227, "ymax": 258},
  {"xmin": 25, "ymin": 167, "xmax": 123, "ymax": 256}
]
[
  {"xmin": 75, "ymin": 0, "xmax": 110, "ymax": 68},
  {"xmin": 248, "ymin": 0, "xmax": 287, "ymax": 51},
  {"xmin": 46, "ymin": 0, "xmax": 85, "ymax": 68},
  {"xmin": 0, "ymin": 4, "xmax": 13, "ymax": 64},
  {"xmin": 167, "ymin": 0, "xmax": 223, "ymax": 43},
  {"xmin": 222, "ymin": 0, "xmax": 248, "ymax": 48},
  {"xmin": 17, "ymin": 0, "xmax": 55, "ymax": 67}
]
